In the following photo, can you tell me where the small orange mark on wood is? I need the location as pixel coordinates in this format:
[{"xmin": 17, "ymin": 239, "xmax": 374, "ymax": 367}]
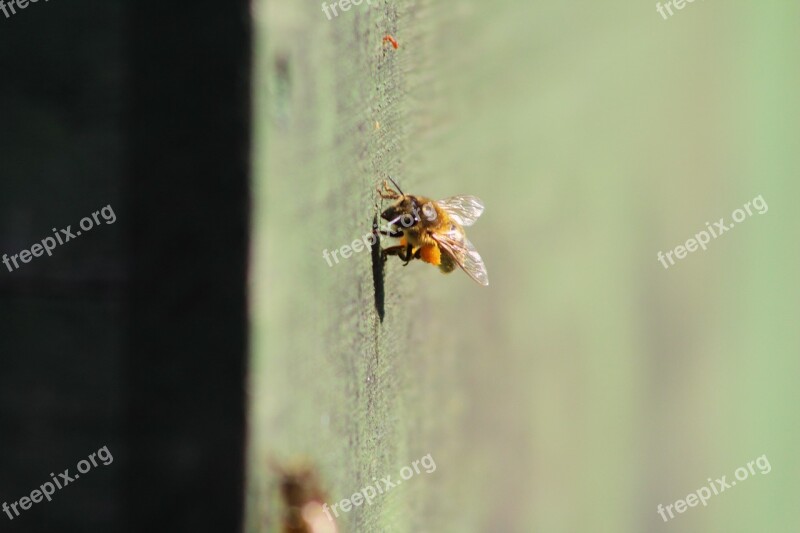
[{"xmin": 383, "ymin": 35, "xmax": 399, "ymax": 49}]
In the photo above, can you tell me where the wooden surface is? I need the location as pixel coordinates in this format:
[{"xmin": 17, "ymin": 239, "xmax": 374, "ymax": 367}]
[{"xmin": 251, "ymin": 1, "xmax": 800, "ymax": 532}]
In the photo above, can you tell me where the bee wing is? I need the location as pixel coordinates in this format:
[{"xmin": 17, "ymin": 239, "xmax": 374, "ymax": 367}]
[
  {"xmin": 431, "ymin": 230, "xmax": 489, "ymax": 286},
  {"xmin": 435, "ymin": 195, "xmax": 485, "ymax": 227}
]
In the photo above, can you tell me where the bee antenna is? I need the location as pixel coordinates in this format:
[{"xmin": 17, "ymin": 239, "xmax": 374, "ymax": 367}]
[{"xmin": 387, "ymin": 176, "xmax": 404, "ymax": 196}]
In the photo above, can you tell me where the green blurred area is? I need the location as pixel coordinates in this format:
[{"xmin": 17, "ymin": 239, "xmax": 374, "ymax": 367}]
[{"xmin": 248, "ymin": 1, "xmax": 800, "ymax": 531}]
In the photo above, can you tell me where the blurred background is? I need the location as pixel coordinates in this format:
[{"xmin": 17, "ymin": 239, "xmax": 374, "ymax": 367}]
[
  {"xmin": 1, "ymin": 1, "xmax": 249, "ymax": 532},
  {"xmin": 250, "ymin": 0, "xmax": 799, "ymax": 532}
]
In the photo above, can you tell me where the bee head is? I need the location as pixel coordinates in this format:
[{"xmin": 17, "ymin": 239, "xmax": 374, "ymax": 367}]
[{"xmin": 381, "ymin": 196, "xmax": 422, "ymax": 226}]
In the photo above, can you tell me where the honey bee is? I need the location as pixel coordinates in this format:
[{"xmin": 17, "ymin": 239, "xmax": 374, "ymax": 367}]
[
  {"xmin": 273, "ymin": 462, "xmax": 338, "ymax": 533},
  {"xmin": 377, "ymin": 178, "xmax": 489, "ymax": 286}
]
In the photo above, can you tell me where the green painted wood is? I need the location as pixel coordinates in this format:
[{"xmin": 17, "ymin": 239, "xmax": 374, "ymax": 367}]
[{"xmin": 249, "ymin": 1, "xmax": 800, "ymax": 531}]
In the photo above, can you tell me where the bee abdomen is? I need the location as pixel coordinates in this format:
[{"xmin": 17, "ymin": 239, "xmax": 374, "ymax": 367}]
[{"xmin": 438, "ymin": 253, "xmax": 457, "ymax": 273}]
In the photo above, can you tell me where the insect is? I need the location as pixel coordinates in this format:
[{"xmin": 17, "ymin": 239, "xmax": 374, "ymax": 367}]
[
  {"xmin": 376, "ymin": 178, "xmax": 489, "ymax": 286},
  {"xmin": 274, "ymin": 462, "xmax": 338, "ymax": 533},
  {"xmin": 382, "ymin": 35, "xmax": 399, "ymax": 49}
]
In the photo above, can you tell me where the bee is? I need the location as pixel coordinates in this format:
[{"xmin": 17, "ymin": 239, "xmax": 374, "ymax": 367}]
[
  {"xmin": 273, "ymin": 462, "xmax": 338, "ymax": 533},
  {"xmin": 377, "ymin": 178, "xmax": 489, "ymax": 286}
]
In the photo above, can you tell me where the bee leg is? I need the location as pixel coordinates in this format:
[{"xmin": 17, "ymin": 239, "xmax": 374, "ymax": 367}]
[
  {"xmin": 381, "ymin": 245, "xmax": 407, "ymax": 261},
  {"xmin": 376, "ymin": 229, "xmax": 403, "ymax": 238},
  {"xmin": 381, "ymin": 244, "xmax": 414, "ymax": 265},
  {"xmin": 401, "ymin": 243, "xmax": 414, "ymax": 266},
  {"xmin": 377, "ymin": 180, "xmax": 401, "ymax": 200}
]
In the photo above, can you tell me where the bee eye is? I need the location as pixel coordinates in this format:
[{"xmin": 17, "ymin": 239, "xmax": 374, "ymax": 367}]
[{"xmin": 411, "ymin": 200, "xmax": 421, "ymax": 221}]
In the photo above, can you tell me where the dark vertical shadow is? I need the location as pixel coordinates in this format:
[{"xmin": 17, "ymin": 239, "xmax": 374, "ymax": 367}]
[
  {"xmin": 0, "ymin": 2, "xmax": 127, "ymax": 531},
  {"xmin": 371, "ymin": 215, "xmax": 385, "ymax": 322},
  {"xmin": 126, "ymin": 2, "xmax": 251, "ymax": 532}
]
